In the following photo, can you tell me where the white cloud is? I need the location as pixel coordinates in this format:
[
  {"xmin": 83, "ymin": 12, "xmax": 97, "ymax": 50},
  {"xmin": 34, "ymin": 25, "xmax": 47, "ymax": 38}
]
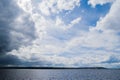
[
  {"xmin": 93, "ymin": 0, "xmax": 120, "ymax": 32},
  {"xmin": 88, "ymin": 0, "xmax": 114, "ymax": 7},
  {"xmin": 17, "ymin": 0, "xmax": 33, "ymax": 14},
  {"xmin": 38, "ymin": 0, "xmax": 80, "ymax": 15},
  {"xmin": 67, "ymin": 30, "xmax": 119, "ymax": 50},
  {"xmin": 68, "ymin": 17, "xmax": 81, "ymax": 29},
  {"xmin": 55, "ymin": 17, "xmax": 65, "ymax": 26},
  {"xmin": 59, "ymin": 17, "xmax": 82, "ymax": 30},
  {"xmin": 71, "ymin": 17, "xmax": 81, "ymax": 25}
]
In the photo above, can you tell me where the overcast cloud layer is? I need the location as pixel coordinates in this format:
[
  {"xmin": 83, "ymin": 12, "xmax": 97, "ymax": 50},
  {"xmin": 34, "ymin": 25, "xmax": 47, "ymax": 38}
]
[{"xmin": 0, "ymin": 0, "xmax": 120, "ymax": 68}]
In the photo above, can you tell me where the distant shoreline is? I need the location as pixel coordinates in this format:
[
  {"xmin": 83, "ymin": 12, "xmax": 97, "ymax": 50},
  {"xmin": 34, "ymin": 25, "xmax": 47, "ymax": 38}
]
[{"xmin": 0, "ymin": 67, "xmax": 115, "ymax": 69}]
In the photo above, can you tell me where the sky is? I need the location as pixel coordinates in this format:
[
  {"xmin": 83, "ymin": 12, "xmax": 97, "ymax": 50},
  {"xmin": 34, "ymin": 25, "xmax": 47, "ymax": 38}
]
[{"xmin": 0, "ymin": 0, "xmax": 120, "ymax": 68}]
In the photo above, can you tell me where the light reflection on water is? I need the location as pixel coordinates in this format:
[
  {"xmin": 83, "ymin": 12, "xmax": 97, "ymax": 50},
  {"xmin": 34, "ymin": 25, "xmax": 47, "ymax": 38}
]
[{"xmin": 0, "ymin": 69, "xmax": 120, "ymax": 80}]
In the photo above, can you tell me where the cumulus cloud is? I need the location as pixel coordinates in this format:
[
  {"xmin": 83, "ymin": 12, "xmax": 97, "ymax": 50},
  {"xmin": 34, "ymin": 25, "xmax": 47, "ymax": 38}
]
[
  {"xmin": 93, "ymin": 0, "xmax": 120, "ymax": 32},
  {"xmin": 38, "ymin": 0, "xmax": 80, "ymax": 15},
  {"xmin": 17, "ymin": 0, "xmax": 33, "ymax": 14},
  {"xmin": 88, "ymin": 0, "xmax": 114, "ymax": 7}
]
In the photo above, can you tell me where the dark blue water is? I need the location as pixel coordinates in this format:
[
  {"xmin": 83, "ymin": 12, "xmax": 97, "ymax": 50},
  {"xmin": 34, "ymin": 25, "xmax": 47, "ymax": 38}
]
[{"xmin": 0, "ymin": 69, "xmax": 120, "ymax": 80}]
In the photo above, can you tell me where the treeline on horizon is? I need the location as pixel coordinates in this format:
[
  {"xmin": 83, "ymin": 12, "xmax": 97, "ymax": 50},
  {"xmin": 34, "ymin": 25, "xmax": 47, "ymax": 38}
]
[{"xmin": 0, "ymin": 66, "xmax": 111, "ymax": 69}]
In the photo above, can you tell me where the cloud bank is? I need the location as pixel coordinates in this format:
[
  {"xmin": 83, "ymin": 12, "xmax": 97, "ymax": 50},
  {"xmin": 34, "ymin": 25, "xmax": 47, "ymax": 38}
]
[{"xmin": 0, "ymin": 0, "xmax": 120, "ymax": 68}]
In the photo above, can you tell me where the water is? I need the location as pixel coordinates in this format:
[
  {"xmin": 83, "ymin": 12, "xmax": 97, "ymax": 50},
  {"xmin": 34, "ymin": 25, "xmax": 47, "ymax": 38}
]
[{"xmin": 0, "ymin": 69, "xmax": 120, "ymax": 80}]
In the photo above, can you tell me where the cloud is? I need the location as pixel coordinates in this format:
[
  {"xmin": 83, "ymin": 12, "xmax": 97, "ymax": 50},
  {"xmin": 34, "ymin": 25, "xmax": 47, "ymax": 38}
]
[
  {"xmin": 71, "ymin": 17, "xmax": 81, "ymax": 25},
  {"xmin": 18, "ymin": 0, "xmax": 81, "ymax": 16},
  {"xmin": 88, "ymin": 0, "xmax": 114, "ymax": 7},
  {"xmin": 67, "ymin": 17, "xmax": 82, "ymax": 29},
  {"xmin": 0, "ymin": 0, "xmax": 19, "ymax": 54},
  {"xmin": 17, "ymin": 0, "xmax": 33, "ymax": 14},
  {"xmin": 67, "ymin": 30, "xmax": 119, "ymax": 50},
  {"xmin": 0, "ymin": 54, "xmax": 21, "ymax": 67},
  {"xmin": 38, "ymin": 0, "xmax": 80, "ymax": 15},
  {"xmin": 0, "ymin": 0, "xmax": 37, "ymax": 67},
  {"xmin": 93, "ymin": 0, "xmax": 120, "ymax": 32},
  {"xmin": 0, "ymin": 0, "xmax": 120, "ymax": 68}
]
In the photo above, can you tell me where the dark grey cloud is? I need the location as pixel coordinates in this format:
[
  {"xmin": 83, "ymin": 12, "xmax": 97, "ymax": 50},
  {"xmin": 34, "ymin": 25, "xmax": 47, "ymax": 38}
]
[
  {"xmin": 0, "ymin": 0, "xmax": 36, "ymax": 66},
  {"xmin": 0, "ymin": 54, "xmax": 55, "ymax": 67},
  {"xmin": 0, "ymin": 0, "xmax": 18, "ymax": 54},
  {"xmin": 0, "ymin": 0, "xmax": 35, "ymax": 53},
  {"xmin": 0, "ymin": 55, "xmax": 21, "ymax": 66}
]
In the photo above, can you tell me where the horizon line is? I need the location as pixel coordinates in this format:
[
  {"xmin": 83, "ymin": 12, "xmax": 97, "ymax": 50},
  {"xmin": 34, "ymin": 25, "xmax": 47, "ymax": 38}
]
[{"xmin": 0, "ymin": 67, "xmax": 119, "ymax": 69}]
